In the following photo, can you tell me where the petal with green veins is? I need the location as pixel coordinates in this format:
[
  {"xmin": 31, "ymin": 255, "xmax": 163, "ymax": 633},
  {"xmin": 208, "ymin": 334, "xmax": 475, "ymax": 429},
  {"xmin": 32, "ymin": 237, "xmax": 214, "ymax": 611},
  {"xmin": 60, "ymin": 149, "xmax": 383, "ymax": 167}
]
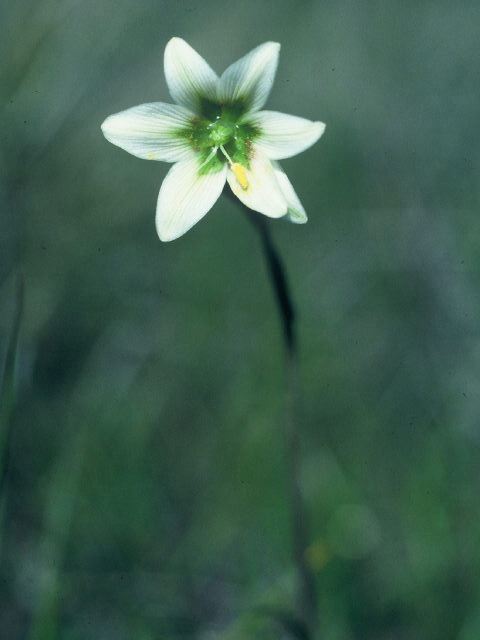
[
  {"xmin": 164, "ymin": 38, "xmax": 219, "ymax": 114},
  {"xmin": 101, "ymin": 102, "xmax": 196, "ymax": 162},
  {"xmin": 227, "ymin": 147, "xmax": 287, "ymax": 219},
  {"xmin": 246, "ymin": 111, "xmax": 326, "ymax": 160},
  {"xmin": 156, "ymin": 157, "xmax": 227, "ymax": 241},
  {"xmin": 271, "ymin": 161, "xmax": 308, "ymax": 224},
  {"xmin": 218, "ymin": 42, "xmax": 280, "ymax": 116}
]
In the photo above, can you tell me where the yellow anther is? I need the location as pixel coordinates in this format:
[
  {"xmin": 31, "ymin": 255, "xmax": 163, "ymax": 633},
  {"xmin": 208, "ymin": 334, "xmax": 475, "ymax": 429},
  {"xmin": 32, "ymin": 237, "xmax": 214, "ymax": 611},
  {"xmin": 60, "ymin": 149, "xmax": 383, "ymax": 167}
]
[
  {"xmin": 219, "ymin": 145, "xmax": 249, "ymax": 190},
  {"xmin": 231, "ymin": 163, "xmax": 249, "ymax": 190}
]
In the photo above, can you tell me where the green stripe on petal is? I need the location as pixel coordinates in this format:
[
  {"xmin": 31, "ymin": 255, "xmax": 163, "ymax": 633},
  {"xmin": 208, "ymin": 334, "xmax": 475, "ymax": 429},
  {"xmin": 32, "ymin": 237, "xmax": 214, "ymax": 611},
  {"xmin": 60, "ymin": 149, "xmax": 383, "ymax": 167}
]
[
  {"xmin": 246, "ymin": 111, "xmax": 326, "ymax": 160},
  {"xmin": 101, "ymin": 102, "xmax": 196, "ymax": 162},
  {"xmin": 156, "ymin": 158, "xmax": 227, "ymax": 241}
]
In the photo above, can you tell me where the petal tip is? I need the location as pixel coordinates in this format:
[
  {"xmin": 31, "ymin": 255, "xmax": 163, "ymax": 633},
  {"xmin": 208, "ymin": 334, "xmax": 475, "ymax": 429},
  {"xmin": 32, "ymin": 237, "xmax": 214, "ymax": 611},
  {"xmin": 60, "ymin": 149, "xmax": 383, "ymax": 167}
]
[
  {"xmin": 265, "ymin": 41, "xmax": 281, "ymax": 51},
  {"xmin": 156, "ymin": 229, "xmax": 177, "ymax": 242},
  {"xmin": 290, "ymin": 213, "xmax": 308, "ymax": 224},
  {"xmin": 100, "ymin": 115, "xmax": 115, "ymax": 141},
  {"xmin": 166, "ymin": 36, "xmax": 183, "ymax": 47},
  {"xmin": 261, "ymin": 41, "xmax": 281, "ymax": 61},
  {"xmin": 155, "ymin": 215, "xmax": 182, "ymax": 242},
  {"xmin": 312, "ymin": 121, "xmax": 326, "ymax": 143},
  {"xmin": 164, "ymin": 36, "xmax": 186, "ymax": 58}
]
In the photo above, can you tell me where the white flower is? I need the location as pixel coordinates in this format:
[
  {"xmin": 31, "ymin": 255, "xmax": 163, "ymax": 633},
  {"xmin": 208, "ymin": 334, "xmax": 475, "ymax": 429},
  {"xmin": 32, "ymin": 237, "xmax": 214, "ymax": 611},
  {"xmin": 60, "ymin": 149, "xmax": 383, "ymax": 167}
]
[{"xmin": 101, "ymin": 38, "xmax": 326, "ymax": 242}]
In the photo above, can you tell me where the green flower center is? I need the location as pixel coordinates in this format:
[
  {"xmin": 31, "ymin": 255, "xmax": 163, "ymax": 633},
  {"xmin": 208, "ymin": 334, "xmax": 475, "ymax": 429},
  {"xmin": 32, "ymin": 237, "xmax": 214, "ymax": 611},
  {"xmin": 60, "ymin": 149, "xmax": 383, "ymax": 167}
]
[
  {"xmin": 173, "ymin": 101, "xmax": 261, "ymax": 175},
  {"xmin": 207, "ymin": 118, "xmax": 236, "ymax": 145}
]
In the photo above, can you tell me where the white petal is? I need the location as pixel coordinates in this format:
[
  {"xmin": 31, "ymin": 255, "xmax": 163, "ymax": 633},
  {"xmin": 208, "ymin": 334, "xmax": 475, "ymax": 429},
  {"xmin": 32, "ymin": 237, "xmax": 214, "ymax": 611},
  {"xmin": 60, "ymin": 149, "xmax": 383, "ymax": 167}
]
[
  {"xmin": 164, "ymin": 37, "xmax": 219, "ymax": 113},
  {"xmin": 246, "ymin": 111, "xmax": 326, "ymax": 160},
  {"xmin": 272, "ymin": 161, "xmax": 308, "ymax": 224},
  {"xmin": 227, "ymin": 147, "xmax": 287, "ymax": 218},
  {"xmin": 218, "ymin": 42, "xmax": 280, "ymax": 114},
  {"xmin": 101, "ymin": 102, "xmax": 195, "ymax": 162},
  {"xmin": 156, "ymin": 158, "xmax": 227, "ymax": 241}
]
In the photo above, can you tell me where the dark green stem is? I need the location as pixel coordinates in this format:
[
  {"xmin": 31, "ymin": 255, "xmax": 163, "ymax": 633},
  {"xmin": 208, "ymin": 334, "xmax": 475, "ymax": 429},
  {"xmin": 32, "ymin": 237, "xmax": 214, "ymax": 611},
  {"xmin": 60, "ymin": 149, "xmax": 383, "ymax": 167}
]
[
  {"xmin": 230, "ymin": 193, "xmax": 318, "ymax": 637},
  {"xmin": 0, "ymin": 277, "xmax": 24, "ymax": 498},
  {"xmin": 246, "ymin": 212, "xmax": 296, "ymax": 352},
  {"xmin": 0, "ymin": 276, "xmax": 24, "ymax": 561}
]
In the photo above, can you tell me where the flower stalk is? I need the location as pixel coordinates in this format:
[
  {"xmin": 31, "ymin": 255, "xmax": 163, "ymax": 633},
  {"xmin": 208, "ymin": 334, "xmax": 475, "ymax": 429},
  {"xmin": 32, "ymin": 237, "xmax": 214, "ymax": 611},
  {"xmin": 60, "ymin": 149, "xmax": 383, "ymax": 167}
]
[{"xmin": 240, "ymin": 203, "xmax": 318, "ymax": 637}]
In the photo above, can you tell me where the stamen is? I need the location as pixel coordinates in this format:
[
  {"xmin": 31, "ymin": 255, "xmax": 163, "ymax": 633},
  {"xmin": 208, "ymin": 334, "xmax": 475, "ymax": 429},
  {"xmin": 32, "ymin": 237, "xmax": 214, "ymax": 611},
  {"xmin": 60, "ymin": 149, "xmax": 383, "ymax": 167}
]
[
  {"xmin": 198, "ymin": 146, "xmax": 218, "ymax": 171},
  {"xmin": 231, "ymin": 163, "xmax": 249, "ymax": 190},
  {"xmin": 219, "ymin": 145, "xmax": 249, "ymax": 190},
  {"xmin": 219, "ymin": 145, "xmax": 233, "ymax": 165}
]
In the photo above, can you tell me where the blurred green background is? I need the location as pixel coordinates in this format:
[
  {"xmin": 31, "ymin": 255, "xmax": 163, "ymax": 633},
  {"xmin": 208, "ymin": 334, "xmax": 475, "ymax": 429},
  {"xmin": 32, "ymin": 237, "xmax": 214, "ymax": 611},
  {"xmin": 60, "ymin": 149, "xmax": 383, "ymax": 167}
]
[{"xmin": 1, "ymin": 0, "xmax": 480, "ymax": 638}]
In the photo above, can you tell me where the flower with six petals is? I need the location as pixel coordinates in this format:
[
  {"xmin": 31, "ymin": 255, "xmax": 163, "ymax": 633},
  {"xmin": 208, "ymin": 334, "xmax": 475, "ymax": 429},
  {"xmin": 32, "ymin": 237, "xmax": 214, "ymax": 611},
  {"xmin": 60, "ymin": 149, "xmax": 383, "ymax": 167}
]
[{"xmin": 101, "ymin": 37, "xmax": 326, "ymax": 241}]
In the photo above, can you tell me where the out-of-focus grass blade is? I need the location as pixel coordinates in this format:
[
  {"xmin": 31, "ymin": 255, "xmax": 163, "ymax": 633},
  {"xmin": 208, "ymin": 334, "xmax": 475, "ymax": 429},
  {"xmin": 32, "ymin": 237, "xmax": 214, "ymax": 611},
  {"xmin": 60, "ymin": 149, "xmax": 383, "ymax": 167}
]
[
  {"xmin": 0, "ymin": 276, "xmax": 24, "ymax": 552},
  {"xmin": 28, "ymin": 423, "xmax": 89, "ymax": 640}
]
